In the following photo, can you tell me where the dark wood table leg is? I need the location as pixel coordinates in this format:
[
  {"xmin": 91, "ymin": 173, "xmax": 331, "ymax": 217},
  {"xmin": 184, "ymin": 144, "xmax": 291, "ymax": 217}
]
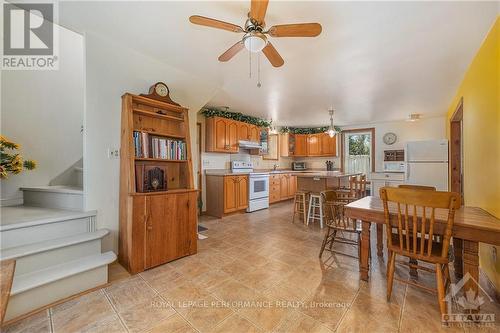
[
  {"xmin": 463, "ymin": 240, "xmax": 479, "ymax": 295},
  {"xmin": 360, "ymin": 220, "xmax": 371, "ymax": 281},
  {"xmin": 376, "ymin": 224, "xmax": 383, "ymax": 257},
  {"xmin": 454, "ymin": 238, "xmax": 464, "ymax": 278}
]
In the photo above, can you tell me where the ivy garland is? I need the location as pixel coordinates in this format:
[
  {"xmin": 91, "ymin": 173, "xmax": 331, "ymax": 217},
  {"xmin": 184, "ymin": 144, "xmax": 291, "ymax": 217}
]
[
  {"xmin": 279, "ymin": 126, "xmax": 342, "ymax": 135},
  {"xmin": 201, "ymin": 108, "xmax": 272, "ymax": 128}
]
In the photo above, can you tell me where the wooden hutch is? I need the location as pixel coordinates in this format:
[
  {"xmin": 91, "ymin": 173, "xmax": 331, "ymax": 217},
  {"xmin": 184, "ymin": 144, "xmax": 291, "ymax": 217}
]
[{"xmin": 119, "ymin": 84, "xmax": 197, "ymax": 274}]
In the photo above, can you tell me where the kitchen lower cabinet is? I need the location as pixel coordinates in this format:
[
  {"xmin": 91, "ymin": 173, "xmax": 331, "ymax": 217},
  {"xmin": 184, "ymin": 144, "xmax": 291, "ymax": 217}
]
[
  {"xmin": 205, "ymin": 175, "xmax": 249, "ymax": 217},
  {"xmin": 270, "ymin": 173, "xmax": 297, "ymax": 203},
  {"xmin": 370, "ymin": 172, "xmax": 405, "ymax": 197}
]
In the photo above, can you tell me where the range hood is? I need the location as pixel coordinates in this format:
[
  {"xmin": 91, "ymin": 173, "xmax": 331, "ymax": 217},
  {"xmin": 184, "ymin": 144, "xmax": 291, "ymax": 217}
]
[{"xmin": 238, "ymin": 140, "xmax": 262, "ymax": 149}]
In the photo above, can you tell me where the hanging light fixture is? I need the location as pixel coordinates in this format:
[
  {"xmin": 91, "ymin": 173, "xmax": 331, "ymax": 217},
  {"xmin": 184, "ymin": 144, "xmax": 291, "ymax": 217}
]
[{"xmin": 325, "ymin": 108, "xmax": 338, "ymax": 138}]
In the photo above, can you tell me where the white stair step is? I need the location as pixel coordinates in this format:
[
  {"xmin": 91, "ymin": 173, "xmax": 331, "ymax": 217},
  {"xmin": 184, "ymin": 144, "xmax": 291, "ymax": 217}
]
[
  {"xmin": 21, "ymin": 186, "xmax": 83, "ymax": 210},
  {"xmin": 1, "ymin": 206, "xmax": 97, "ymax": 248},
  {"xmin": 1, "ymin": 229, "xmax": 109, "ymax": 275},
  {"xmin": 5, "ymin": 252, "xmax": 116, "ymax": 322},
  {"xmin": 74, "ymin": 166, "xmax": 83, "ymax": 172}
]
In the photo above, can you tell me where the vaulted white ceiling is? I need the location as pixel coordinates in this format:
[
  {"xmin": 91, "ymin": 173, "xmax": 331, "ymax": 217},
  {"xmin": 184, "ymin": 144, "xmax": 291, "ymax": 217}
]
[{"xmin": 59, "ymin": 1, "xmax": 498, "ymax": 126}]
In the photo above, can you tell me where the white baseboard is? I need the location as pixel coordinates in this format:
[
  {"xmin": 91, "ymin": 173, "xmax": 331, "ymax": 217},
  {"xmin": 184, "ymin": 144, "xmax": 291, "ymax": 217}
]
[{"xmin": 0, "ymin": 196, "xmax": 23, "ymax": 207}]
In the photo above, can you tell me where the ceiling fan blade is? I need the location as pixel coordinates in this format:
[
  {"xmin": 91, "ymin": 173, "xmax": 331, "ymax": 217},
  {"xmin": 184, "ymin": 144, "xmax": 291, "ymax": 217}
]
[
  {"xmin": 262, "ymin": 42, "xmax": 284, "ymax": 67},
  {"xmin": 268, "ymin": 23, "xmax": 322, "ymax": 37},
  {"xmin": 218, "ymin": 41, "xmax": 245, "ymax": 62},
  {"xmin": 189, "ymin": 15, "xmax": 244, "ymax": 33},
  {"xmin": 250, "ymin": 0, "xmax": 269, "ymax": 25}
]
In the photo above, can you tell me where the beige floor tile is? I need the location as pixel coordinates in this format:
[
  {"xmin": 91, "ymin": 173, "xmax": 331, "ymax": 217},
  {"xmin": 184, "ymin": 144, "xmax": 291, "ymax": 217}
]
[
  {"xmin": 105, "ymin": 276, "xmax": 158, "ymax": 312},
  {"xmin": 220, "ymin": 259, "xmax": 253, "ymax": 277},
  {"xmin": 209, "ymin": 313, "xmax": 262, "ymax": 333},
  {"xmin": 180, "ymin": 295, "xmax": 234, "ymax": 332},
  {"xmin": 273, "ymin": 310, "xmax": 333, "ymax": 333},
  {"xmin": 78, "ymin": 315, "xmax": 126, "ymax": 333},
  {"xmin": 336, "ymin": 293, "xmax": 401, "ymax": 333},
  {"xmin": 160, "ymin": 280, "xmax": 211, "ymax": 311},
  {"xmin": 191, "ymin": 269, "xmax": 233, "ymax": 292},
  {"xmin": 264, "ymin": 282, "xmax": 311, "ymax": 303},
  {"xmin": 118, "ymin": 296, "xmax": 175, "ymax": 333},
  {"xmin": 237, "ymin": 294, "xmax": 292, "ymax": 331},
  {"xmin": 235, "ymin": 268, "xmax": 283, "ymax": 291},
  {"xmin": 149, "ymin": 313, "xmax": 197, "ymax": 333},
  {"xmin": 51, "ymin": 290, "xmax": 115, "ymax": 333},
  {"xmin": 140, "ymin": 265, "xmax": 185, "ymax": 293},
  {"xmin": 211, "ymin": 278, "xmax": 259, "ymax": 308},
  {"xmin": 175, "ymin": 259, "xmax": 213, "ymax": 279},
  {"xmin": 2, "ymin": 310, "xmax": 51, "ymax": 333}
]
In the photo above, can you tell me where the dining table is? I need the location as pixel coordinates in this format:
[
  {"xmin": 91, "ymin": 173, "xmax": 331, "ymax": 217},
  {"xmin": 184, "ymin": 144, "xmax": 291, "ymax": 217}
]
[{"xmin": 344, "ymin": 196, "xmax": 500, "ymax": 294}]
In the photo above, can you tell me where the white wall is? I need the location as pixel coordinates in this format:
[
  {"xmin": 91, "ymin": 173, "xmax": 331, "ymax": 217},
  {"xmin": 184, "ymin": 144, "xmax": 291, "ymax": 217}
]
[
  {"xmin": 342, "ymin": 116, "xmax": 446, "ymax": 172},
  {"xmin": 1, "ymin": 26, "xmax": 84, "ymax": 205},
  {"xmin": 84, "ymin": 33, "xmax": 219, "ymax": 252}
]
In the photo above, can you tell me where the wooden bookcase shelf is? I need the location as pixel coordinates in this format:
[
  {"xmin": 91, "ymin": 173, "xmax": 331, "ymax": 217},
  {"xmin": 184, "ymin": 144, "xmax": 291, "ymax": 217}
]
[{"xmin": 119, "ymin": 92, "xmax": 197, "ymax": 274}]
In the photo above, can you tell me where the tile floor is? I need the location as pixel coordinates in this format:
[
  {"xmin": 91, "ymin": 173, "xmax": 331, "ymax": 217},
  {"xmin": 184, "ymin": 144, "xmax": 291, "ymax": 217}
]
[{"xmin": 3, "ymin": 202, "xmax": 499, "ymax": 333}]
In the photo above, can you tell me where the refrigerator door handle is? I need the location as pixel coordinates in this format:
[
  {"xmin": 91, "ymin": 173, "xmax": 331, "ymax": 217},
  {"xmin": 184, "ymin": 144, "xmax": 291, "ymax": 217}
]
[{"xmin": 406, "ymin": 164, "xmax": 410, "ymax": 180}]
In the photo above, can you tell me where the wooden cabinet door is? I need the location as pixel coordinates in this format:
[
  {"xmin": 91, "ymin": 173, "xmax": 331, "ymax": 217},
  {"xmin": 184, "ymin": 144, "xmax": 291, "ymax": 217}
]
[
  {"xmin": 145, "ymin": 195, "xmax": 173, "ymax": 269},
  {"xmin": 237, "ymin": 176, "xmax": 249, "ymax": 209},
  {"xmin": 288, "ymin": 175, "xmax": 297, "ymax": 197},
  {"xmin": 308, "ymin": 134, "xmax": 321, "ymax": 156},
  {"xmin": 224, "ymin": 176, "xmax": 238, "ymax": 212},
  {"xmin": 249, "ymin": 126, "xmax": 260, "ymax": 142},
  {"xmin": 227, "ymin": 120, "xmax": 239, "ymax": 152},
  {"xmin": 320, "ymin": 134, "xmax": 337, "ymax": 156},
  {"xmin": 294, "ymin": 135, "xmax": 308, "ymax": 156},
  {"xmin": 280, "ymin": 174, "xmax": 289, "ymax": 199},
  {"xmin": 214, "ymin": 117, "xmax": 228, "ymax": 151},
  {"xmin": 238, "ymin": 122, "xmax": 250, "ymax": 141}
]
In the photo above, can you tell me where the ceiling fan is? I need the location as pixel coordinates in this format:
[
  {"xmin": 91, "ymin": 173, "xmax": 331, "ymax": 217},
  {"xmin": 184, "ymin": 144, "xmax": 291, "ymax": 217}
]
[{"xmin": 189, "ymin": 0, "xmax": 322, "ymax": 67}]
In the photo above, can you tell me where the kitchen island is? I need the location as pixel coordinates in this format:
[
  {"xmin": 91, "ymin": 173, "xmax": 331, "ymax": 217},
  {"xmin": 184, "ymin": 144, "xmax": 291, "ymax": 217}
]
[{"xmin": 296, "ymin": 171, "xmax": 362, "ymax": 193}]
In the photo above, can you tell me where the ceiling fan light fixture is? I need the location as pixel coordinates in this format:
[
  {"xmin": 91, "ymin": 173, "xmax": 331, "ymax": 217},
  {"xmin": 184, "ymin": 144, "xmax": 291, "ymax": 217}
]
[{"xmin": 243, "ymin": 32, "xmax": 267, "ymax": 53}]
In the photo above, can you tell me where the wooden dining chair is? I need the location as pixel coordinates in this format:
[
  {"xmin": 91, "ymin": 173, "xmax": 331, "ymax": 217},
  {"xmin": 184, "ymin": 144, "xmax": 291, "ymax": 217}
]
[
  {"xmin": 319, "ymin": 190, "xmax": 362, "ymax": 260},
  {"xmin": 380, "ymin": 187, "xmax": 461, "ymax": 316},
  {"xmin": 337, "ymin": 174, "xmax": 368, "ymax": 200},
  {"xmin": 397, "ymin": 184, "xmax": 437, "ymax": 277}
]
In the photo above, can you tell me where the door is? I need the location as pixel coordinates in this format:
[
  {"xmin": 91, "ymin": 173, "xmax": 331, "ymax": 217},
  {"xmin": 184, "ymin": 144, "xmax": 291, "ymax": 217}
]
[
  {"xmin": 145, "ymin": 195, "xmax": 173, "ymax": 269},
  {"xmin": 406, "ymin": 162, "xmax": 449, "ymax": 191},
  {"xmin": 406, "ymin": 140, "xmax": 448, "ymax": 162},
  {"xmin": 288, "ymin": 175, "xmax": 297, "ymax": 197},
  {"xmin": 450, "ymin": 99, "xmax": 464, "ymax": 202},
  {"xmin": 249, "ymin": 126, "xmax": 260, "ymax": 142},
  {"xmin": 224, "ymin": 176, "xmax": 238, "ymax": 212},
  {"xmin": 280, "ymin": 174, "xmax": 289, "ymax": 199},
  {"xmin": 237, "ymin": 176, "xmax": 249, "ymax": 209},
  {"xmin": 227, "ymin": 120, "xmax": 239, "ymax": 152},
  {"xmin": 214, "ymin": 117, "xmax": 228, "ymax": 151},
  {"xmin": 343, "ymin": 130, "xmax": 373, "ymax": 175},
  {"xmin": 238, "ymin": 122, "xmax": 250, "ymax": 141},
  {"xmin": 321, "ymin": 134, "xmax": 337, "ymax": 156},
  {"xmin": 294, "ymin": 135, "xmax": 308, "ymax": 156},
  {"xmin": 308, "ymin": 134, "xmax": 321, "ymax": 156}
]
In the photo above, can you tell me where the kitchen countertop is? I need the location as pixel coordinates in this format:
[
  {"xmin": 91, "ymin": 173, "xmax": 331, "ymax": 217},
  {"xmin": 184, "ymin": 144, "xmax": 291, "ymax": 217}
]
[
  {"xmin": 205, "ymin": 169, "xmax": 344, "ymax": 176},
  {"xmin": 295, "ymin": 171, "xmax": 362, "ymax": 178}
]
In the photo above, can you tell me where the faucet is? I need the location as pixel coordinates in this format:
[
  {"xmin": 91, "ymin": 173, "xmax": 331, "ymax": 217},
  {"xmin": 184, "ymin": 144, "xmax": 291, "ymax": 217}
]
[{"xmin": 273, "ymin": 164, "xmax": 279, "ymax": 171}]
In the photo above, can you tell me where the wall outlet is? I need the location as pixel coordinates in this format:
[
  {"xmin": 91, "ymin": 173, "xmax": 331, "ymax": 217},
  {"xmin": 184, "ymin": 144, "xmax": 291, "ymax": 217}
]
[{"xmin": 107, "ymin": 148, "xmax": 120, "ymax": 159}]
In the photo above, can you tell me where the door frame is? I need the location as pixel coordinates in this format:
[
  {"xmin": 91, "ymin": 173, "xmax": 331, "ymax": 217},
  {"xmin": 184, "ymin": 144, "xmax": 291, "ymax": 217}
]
[
  {"xmin": 450, "ymin": 98, "xmax": 464, "ymax": 203},
  {"xmin": 197, "ymin": 122, "xmax": 202, "ymax": 215},
  {"xmin": 340, "ymin": 128, "xmax": 376, "ymax": 173}
]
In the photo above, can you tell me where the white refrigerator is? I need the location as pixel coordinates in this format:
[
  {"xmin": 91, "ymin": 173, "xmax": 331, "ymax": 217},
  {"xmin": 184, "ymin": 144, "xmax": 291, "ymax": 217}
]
[{"xmin": 405, "ymin": 139, "xmax": 449, "ymax": 191}]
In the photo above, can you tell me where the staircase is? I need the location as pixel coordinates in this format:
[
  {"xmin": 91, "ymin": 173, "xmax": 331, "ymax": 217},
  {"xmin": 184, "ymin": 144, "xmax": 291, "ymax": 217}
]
[{"xmin": 0, "ymin": 164, "xmax": 116, "ymax": 322}]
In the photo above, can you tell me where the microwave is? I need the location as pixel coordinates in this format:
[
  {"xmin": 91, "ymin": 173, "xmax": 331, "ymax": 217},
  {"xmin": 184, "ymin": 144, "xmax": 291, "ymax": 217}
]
[
  {"xmin": 384, "ymin": 162, "xmax": 406, "ymax": 172},
  {"xmin": 292, "ymin": 161, "xmax": 307, "ymax": 171}
]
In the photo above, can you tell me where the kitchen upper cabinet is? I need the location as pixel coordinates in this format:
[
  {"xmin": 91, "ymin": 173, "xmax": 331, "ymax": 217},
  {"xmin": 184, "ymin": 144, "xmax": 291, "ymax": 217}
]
[
  {"xmin": 249, "ymin": 125, "xmax": 260, "ymax": 142},
  {"xmin": 294, "ymin": 135, "xmax": 308, "ymax": 156},
  {"xmin": 320, "ymin": 134, "xmax": 337, "ymax": 156},
  {"xmin": 307, "ymin": 134, "xmax": 321, "ymax": 156},
  {"xmin": 238, "ymin": 122, "xmax": 250, "ymax": 141},
  {"xmin": 206, "ymin": 117, "xmax": 239, "ymax": 153}
]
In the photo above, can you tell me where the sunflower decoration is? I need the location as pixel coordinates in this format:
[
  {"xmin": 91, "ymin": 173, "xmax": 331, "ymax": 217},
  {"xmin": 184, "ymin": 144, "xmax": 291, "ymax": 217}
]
[{"xmin": 0, "ymin": 135, "xmax": 36, "ymax": 179}]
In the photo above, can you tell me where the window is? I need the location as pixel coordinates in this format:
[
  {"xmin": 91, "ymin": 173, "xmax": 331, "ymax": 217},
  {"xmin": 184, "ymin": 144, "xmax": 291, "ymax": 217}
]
[{"xmin": 341, "ymin": 128, "xmax": 375, "ymax": 175}]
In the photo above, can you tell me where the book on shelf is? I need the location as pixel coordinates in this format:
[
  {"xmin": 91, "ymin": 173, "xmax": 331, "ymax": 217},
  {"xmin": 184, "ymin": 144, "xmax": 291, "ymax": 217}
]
[{"xmin": 133, "ymin": 131, "xmax": 187, "ymax": 160}]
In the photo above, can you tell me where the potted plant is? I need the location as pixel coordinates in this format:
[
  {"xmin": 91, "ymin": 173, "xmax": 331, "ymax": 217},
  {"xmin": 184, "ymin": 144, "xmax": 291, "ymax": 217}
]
[{"xmin": 0, "ymin": 135, "xmax": 36, "ymax": 179}]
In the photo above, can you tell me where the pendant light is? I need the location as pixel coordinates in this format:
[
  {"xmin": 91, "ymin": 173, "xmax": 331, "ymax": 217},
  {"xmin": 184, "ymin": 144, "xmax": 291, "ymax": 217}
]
[{"xmin": 325, "ymin": 108, "xmax": 338, "ymax": 138}]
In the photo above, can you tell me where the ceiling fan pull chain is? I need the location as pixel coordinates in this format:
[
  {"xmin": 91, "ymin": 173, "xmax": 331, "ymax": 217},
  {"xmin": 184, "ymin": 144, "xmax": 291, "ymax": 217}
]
[{"xmin": 257, "ymin": 53, "xmax": 262, "ymax": 88}]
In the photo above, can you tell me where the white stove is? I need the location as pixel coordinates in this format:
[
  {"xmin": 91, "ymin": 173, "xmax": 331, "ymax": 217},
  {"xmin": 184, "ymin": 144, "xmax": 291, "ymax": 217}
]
[{"xmin": 231, "ymin": 161, "xmax": 270, "ymax": 212}]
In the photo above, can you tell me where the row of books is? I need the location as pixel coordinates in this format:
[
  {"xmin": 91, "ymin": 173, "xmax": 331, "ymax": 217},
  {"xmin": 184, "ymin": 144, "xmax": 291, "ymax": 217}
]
[{"xmin": 133, "ymin": 131, "xmax": 187, "ymax": 160}]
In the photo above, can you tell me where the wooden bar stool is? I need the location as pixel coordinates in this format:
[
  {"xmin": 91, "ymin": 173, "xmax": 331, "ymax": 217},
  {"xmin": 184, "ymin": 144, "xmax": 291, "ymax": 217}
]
[
  {"xmin": 292, "ymin": 191, "xmax": 309, "ymax": 224},
  {"xmin": 307, "ymin": 193, "xmax": 324, "ymax": 228}
]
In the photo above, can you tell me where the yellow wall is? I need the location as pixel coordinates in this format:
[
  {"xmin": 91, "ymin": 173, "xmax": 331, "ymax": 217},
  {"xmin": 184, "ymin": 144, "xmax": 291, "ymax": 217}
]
[{"xmin": 446, "ymin": 17, "xmax": 500, "ymax": 289}]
